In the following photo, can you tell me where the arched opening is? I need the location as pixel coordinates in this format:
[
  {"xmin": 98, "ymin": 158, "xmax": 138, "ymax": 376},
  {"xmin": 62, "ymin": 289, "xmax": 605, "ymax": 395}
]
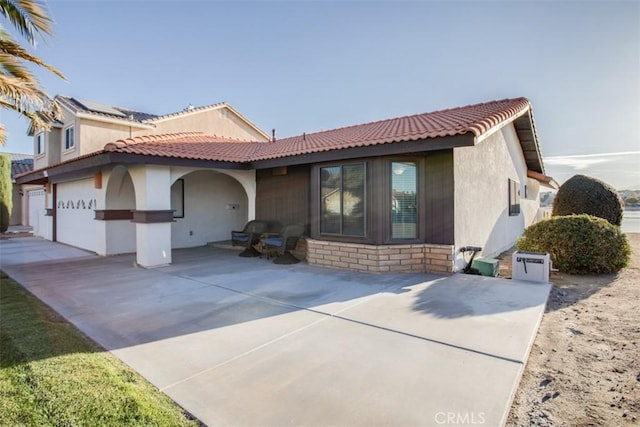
[
  {"xmin": 104, "ymin": 165, "xmax": 137, "ymax": 255},
  {"xmin": 170, "ymin": 169, "xmax": 249, "ymax": 248}
]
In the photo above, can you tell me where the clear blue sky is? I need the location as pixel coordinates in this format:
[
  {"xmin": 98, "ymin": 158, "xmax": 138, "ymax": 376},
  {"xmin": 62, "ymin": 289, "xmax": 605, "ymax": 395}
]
[{"xmin": 1, "ymin": 1, "xmax": 638, "ymax": 188}]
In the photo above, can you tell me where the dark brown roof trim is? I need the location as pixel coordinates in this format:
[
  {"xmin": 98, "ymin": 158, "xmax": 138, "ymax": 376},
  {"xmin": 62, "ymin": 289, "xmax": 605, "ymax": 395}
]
[{"xmin": 251, "ymin": 133, "xmax": 475, "ymax": 169}]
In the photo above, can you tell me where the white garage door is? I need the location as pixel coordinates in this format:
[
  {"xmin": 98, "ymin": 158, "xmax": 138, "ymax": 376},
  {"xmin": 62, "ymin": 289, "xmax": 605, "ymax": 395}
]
[
  {"xmin": 28, "ymin": 189, "xmax": 46, "ymax": 237},
  {"xmin": 56, "ymin": 179, "xmax": 97, "ymax": 252}
]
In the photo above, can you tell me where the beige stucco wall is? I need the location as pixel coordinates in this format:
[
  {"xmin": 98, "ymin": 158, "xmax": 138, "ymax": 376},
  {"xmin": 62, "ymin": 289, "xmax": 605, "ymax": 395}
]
[
  {"xmin": 151, "ymin": 107, "xmax": 269, "ymax": 142},
  {"xmin": 78, "ymin": 119, "xmax": 137, "ymax": 156},
  {"xmin": 33, "ymin": 127, "xmax": 62, "ymax": 170},
  {"xmin": 453, "ymin": 123, "xmax": 530, "ymax": 265}
]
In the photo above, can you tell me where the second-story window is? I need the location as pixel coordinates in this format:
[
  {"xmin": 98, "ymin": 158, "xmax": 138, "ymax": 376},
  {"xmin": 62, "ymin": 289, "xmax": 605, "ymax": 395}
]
[
  {"xmin": 36, "ymin": 133, "xmax": 44, "ymax": 154},
  {"xmin": 64, "ymin": 126, "xmax": 75, "ymax": 150}
]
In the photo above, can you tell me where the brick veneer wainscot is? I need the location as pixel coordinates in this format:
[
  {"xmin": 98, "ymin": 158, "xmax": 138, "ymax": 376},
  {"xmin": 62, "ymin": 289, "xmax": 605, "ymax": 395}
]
[{"xmin": 305, "ymin": 239, "xmax": 454, "ymax": 274}]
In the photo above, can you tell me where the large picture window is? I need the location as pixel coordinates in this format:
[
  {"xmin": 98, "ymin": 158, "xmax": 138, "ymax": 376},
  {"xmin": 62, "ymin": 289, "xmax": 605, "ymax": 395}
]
[
  {"xmin": 391, "ymin": 161, "xmax": 417, "ymax": 239},
  {"xmin": 320, "ymin": 163, "xmax": 365, "ymax": 236}
]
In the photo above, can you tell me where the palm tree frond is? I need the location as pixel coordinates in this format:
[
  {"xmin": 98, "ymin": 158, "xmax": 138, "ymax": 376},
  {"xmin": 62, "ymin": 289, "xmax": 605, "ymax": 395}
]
[
  {"xmin": 0, "ymin": 0, "xmax": 53, "ymax": 45},
  {"xmin": 0, "ymin": 31, "xmax": 65, "ymax": 79}
]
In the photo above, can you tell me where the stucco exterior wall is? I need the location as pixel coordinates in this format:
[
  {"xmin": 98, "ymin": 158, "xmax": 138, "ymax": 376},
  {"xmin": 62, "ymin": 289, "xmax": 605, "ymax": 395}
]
[
  {"xmin": 171, "ymin": 170, "xmax": 248, "ymax": 248},
  {"xmin": 34, "ymin": 128, "xmax": 62, "ymax": 170},
  {"xmin": 56, "ymin": 178, "xmax": 97, "ymax": 252},
  {"xmin": 152, "ymin": 107, "xmax": 268, "ymax": 142},
  {"xmin": 522, "ymin": 177, "xmax": 542, "ymax": 225},
  {"xmin": 78, "ymin": 120, "xmax": 136, "ymax": 156},
  {"xmin": 453, "ymin": 123, "xmax": 529, "ymax": 267}
]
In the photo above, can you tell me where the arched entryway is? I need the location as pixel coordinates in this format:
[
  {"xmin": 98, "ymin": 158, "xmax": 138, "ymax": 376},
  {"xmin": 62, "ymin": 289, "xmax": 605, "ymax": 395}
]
[
  {"xmin": 100, "ymin": 165, "xmax": 137, "ymax": 255},
  {"xmin": 170, "ymin": 169, "xmax": 249, "ymax": 248}
]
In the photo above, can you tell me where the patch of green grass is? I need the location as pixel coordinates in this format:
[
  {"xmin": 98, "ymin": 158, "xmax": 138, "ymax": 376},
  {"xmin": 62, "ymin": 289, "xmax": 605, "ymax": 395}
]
[{"xmin": 0, "ymin": 271, "xmax": 200, "ymax": 426}]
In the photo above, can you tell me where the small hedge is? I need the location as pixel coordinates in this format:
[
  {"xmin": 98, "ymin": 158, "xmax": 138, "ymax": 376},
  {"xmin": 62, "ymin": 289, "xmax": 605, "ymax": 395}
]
[
  {"xmin": 516, "ymin": 214, "xmax": 630, "ymax": 274},
  {"xmin": 552, "ymin": 174, "xmax": 623, "ymax": 226}
]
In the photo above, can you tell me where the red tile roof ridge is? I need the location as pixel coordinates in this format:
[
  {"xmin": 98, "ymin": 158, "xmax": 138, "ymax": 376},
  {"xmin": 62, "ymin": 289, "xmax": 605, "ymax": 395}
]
[
  {"xmin": 105, "ymin": 132, "xmax": 206, "ymax": 150},
  {"xmin": 276, "ymin": 97, "xmax": 530, "ymax": 141},
  {"xmin": 104, "ymin": 132, "xmax": 258, "ymax": 151}
]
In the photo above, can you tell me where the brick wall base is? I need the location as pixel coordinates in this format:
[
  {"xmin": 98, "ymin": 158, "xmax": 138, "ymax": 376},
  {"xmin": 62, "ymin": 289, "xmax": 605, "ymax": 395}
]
[{"xmin": 305, "ymin": 239, "xmax": 454, "ymax": 274}]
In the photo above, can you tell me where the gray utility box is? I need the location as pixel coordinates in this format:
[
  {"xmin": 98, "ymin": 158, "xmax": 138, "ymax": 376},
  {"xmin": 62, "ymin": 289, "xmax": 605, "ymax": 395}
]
[{"xmin": 512, "ymin": 251, "xmax": 551, "ymax": 284}]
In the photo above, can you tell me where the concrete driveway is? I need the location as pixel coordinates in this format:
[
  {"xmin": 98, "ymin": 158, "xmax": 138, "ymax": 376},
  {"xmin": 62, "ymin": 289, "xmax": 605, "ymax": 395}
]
[{"xmin": 0, "ymin": 237, "xmax": 551, "ymax": 426}]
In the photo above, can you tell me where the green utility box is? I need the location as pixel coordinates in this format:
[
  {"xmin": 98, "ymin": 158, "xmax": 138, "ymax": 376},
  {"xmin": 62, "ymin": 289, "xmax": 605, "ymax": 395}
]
[{"xmin": 471, "ymin": 257, "xmax": 499, "ymax": 277}]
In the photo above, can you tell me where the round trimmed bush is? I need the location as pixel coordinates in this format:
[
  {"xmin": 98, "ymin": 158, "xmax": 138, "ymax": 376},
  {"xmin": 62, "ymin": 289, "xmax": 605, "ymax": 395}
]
[
  {"xmin": 516, "ymin": 214, "xmax": 630, "ymax": 274},
  {"xmin": 552, "ymin": 174, "xmax": 623, "ymax": 226}
]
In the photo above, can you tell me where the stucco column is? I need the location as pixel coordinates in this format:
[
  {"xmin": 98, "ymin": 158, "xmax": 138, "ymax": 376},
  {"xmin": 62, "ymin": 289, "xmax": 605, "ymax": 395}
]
[
  {"xmin": 129, "ymin": 165, "xmax": 173, "ymax": 267},
  {"xmin": 94, "ymin": 172, "xmax": 108, "ymax": 256}
]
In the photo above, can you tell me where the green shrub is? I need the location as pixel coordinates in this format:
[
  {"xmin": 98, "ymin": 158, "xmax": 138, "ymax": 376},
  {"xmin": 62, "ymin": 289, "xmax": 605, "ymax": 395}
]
[
  {"xmin": 516, "ymin": 214, "xmax": 630, "ymax": 274},
  {"xmin": 552, "ymin": 174, "xmax": 623, "ymax": 226},
  {"xmin": 0, "ymin": 155, "xmax": 12, "ymax": 233}
]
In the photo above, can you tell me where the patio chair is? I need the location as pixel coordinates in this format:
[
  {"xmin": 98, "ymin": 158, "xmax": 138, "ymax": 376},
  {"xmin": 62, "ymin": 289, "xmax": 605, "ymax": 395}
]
[
  {"xmin": 262, "ymin": 223, "xmax": 306, "ymax": 264},
  {"xmin": 231, "ymin": 220, "xmax": 269, "ymax": 257}
]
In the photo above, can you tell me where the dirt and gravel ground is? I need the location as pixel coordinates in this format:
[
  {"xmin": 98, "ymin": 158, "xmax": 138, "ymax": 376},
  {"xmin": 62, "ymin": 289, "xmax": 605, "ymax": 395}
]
[{"xmin": 507, "ymin": 233, "xmax": 639, "ymax": 426}]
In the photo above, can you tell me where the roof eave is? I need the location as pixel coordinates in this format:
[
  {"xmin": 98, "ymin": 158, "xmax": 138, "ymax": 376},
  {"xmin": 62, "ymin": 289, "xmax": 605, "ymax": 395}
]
[{"xmin": 474, "ymin": 105, "xmax": 546, "ymax": 175}]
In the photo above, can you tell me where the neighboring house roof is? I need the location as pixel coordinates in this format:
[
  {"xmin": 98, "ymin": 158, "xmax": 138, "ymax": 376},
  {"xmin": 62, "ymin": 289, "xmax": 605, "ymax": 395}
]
[
  {"xmin": 16, "ymin": 97, "xmax": 549, "ymax": 184},
  {"xmin": 0, "ymin": 153, "xmax": 34, "ymax": 181},
  {"xmin": 12, "ymin": 159, "xmax": 33, "ymax": 180}
]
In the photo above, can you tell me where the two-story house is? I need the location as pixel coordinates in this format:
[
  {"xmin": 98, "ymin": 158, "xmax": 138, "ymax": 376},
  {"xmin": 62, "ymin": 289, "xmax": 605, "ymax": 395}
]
[
  {"xmin": 18, "ymin": 96, "xmax": 557, "ymax": 273},
  {"xmin": 25, "ymin": 96, "xmax": 270, "ymax": 257}
]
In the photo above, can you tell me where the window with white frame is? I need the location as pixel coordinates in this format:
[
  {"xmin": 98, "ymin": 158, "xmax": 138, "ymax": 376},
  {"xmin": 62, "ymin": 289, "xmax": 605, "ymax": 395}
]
[
  {"xmin": 35, "ymin": 133, "xmax": 44, "ymax": 154},
  {"xmin": 64, "ymin": 126, "xmax": 75, "ymax": 150}
]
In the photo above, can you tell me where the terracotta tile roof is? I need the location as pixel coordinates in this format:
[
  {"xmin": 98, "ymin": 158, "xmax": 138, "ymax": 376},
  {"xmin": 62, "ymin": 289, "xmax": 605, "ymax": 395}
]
[
  {"xmin": 104, "ymin": 132, "xmax": 259, "ymax": 163},
  {"xmin": 251, "ymin": 97, "xmax": 531, "ymax": 161},
  {"xmin": 100, "ymin": 97, "xmax": 532, "ymax": 162},
  {"xmin": 18, "ymin": 97, "xmax": 538, "ymax": 183}
]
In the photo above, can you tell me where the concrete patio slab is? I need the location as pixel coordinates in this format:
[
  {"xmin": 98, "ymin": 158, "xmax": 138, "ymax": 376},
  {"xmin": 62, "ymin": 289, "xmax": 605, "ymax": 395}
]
[{"xmin": 0, "ymin": 237, "xmax": 551, "ymax": 427}]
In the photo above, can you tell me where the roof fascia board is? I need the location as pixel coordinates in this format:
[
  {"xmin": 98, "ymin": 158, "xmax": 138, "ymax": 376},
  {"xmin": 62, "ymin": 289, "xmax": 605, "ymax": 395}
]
[
  {"xmin": 76, "ymin": 112, "xmax": 156, "ymax": 129},
  {"xmin": 15, "ymin": 169, "xmax": 48, "ymax": 185},
  {"xmin": 520, "ymin": 113, "xmax": 546, "ymax": 175},
  {"xmin": 108, "ymin": 152, "xmax": 251, "ymax": 170},
  {"xmin": 251, "ymin": 133, "xmax": 474, "ymax": 169}
]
